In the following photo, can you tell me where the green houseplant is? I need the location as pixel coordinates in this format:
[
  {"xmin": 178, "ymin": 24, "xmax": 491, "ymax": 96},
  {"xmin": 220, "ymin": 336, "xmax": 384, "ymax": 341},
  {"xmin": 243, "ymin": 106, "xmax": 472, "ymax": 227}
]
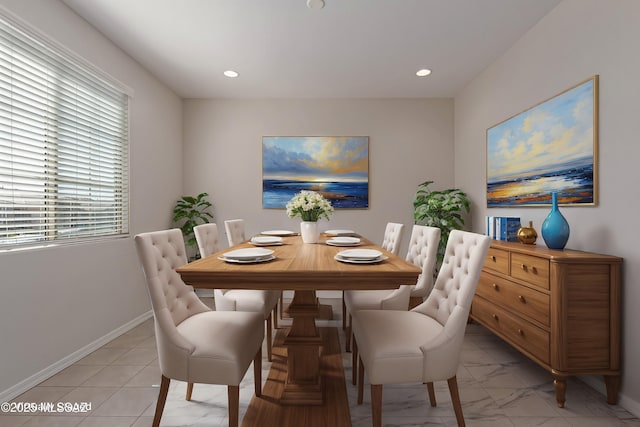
[
  {"xmin": 172, "ymin": 192, "xmax": 214, "ymax": 256},
  {"xmin": 413, "ymin": 180, "xmax": 470, "ymax": 264}
]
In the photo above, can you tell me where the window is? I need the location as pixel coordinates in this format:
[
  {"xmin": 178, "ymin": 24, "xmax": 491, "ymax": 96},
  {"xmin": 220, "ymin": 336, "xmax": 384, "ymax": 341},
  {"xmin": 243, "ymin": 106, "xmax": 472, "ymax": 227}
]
[{"xmin": 0, "ymin": 12, "xmax": 130, "ymax": 247}]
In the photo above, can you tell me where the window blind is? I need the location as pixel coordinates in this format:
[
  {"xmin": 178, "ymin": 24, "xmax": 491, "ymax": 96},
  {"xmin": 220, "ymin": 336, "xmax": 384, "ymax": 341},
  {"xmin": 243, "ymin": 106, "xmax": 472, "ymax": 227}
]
[{"xmin": 0, "ymin": 12, "xmax": 129, "ymax": 247}]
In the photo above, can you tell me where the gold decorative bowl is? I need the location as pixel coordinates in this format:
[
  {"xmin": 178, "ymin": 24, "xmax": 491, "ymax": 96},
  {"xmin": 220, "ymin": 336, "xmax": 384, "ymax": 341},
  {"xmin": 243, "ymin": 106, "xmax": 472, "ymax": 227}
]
[{"xmin": 517, "ymin": 221, "xmax": 538, "ymax": 244}]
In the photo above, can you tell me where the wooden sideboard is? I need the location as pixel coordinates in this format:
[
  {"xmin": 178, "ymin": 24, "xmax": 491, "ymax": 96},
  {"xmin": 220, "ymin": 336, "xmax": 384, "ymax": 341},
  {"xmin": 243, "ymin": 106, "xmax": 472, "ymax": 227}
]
[{"xmin": 470, "ymin": 240, "xmax": 622, "ymax": 408}]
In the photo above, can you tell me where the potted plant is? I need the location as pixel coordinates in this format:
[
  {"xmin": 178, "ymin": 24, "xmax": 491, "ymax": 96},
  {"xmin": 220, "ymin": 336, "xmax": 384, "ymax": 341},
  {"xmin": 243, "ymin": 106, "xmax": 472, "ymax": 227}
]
[
  {"xmin": 172, "ymin": 192, "xmax": 214, "ymax": 258},
  {"xmin": 413, "ymin": 180, "xmax": 470, "ymax": 264}
]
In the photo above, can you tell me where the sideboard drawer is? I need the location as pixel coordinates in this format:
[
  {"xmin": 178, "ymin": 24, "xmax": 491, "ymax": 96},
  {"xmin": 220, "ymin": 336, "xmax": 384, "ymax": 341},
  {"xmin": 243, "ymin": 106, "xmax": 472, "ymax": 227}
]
[
  {"xmin": 477, "ymin": 272, "xmax": 550, "ymax": 327},
  {"xmin": 472, "ymin": 297, "xmax": 550, "ymax": 364},
  {"xmin": 484, "ymin": 247, "xmax": 509, "ymax": 275},
  {"xmin": 510, "ymin": 253, "xmax": 550, "ymax": 290}
]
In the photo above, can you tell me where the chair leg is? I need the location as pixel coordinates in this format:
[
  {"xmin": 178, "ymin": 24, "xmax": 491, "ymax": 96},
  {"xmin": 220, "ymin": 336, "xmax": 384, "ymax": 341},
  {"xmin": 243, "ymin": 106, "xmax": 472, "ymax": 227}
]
[
  {"xmin": 352, "ymin": 337, "xmax": 358, "ymax": 385},
  {"xmin": 279, "ymin": 291, "xmax": 284, "ymax": 319},
  {"xmin": 266, "ymin": 314, "xmax": 273, "ymax": 362},
  {"xmin": 357, "ymin": 355, "xmax": 365, "ymax": 405},
  {"xmin": 228, "ymin": 385, "xmax": 240, "ymax": 427},
  {"xmin": 447, "ymin": 376, "xmax": 466, "ymax": 427},
  {"xmin": 273, "ymin": 304, "xmax": 279, "ymax": 329},
  {"xmin": 371, "ymin": 384, "xmax": 383, "ymax": 427},
  {"xmin": 152, "ymin": 375, "xmax": 170, "ymax": 427},
  {"xmin": 342, "ymin": 292, "xmax": 346, "ymax": 330},
  {"xmin": 426, "ymin": 381, "xmax": 436, "ymax": 406},
  {"xmin": 254, "ymin": 347, "xmax": 262, "ymax": 397},
  {"xmin": 345, "ymin": 314, "xmax": 352, "ymax": 352},
  {"xmin": 186, "ymin": 382, "xmax": 194, "ymax": 401}
]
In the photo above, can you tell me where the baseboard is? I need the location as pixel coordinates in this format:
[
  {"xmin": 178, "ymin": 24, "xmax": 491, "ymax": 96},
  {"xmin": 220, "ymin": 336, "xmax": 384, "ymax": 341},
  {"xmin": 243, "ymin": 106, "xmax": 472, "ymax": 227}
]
[
  {"xmin": 195, "ymin": 289, "xmax": 215, "ymax": 298},
  {"xmin": 581, "ymin": 375, "xmax": 640, "ymax": 418},
  {"xmin": 0, "ymin": 310, "xmax": 153, "ymax": 403}
]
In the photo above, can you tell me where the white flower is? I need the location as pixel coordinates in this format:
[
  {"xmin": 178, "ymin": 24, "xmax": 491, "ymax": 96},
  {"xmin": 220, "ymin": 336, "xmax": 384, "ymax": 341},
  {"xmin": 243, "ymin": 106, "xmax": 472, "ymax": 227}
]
[{"xmin": 286, "ymin": 190, "xmax": 334, "ymax": 221}]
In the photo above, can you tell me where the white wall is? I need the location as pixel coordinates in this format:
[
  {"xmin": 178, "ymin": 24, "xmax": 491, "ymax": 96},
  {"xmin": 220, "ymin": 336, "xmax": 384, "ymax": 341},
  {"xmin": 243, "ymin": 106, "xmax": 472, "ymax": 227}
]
[
  {"xmin": 0, "ymin": 0, "xmax": 183, "ymax": 398},
  {"xmin": 454, "ymin": 0, "xmax": 640, "ymax": 414},
  {"xmin": 182, "ymin": 98, "xmax": 454, "ymax": 255}
]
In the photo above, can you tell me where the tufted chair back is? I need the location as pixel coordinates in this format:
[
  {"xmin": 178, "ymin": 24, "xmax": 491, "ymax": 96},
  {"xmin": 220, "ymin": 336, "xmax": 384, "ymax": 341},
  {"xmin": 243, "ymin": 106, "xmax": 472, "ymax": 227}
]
[
  {"xmin": 412, "ymin": 229, "xmax": 490, "ymax": 379},
  {"xmin": 405, "ymin": 225, "xmax": 441, "ymax": 298},
  {"xmin": 135, "ymin": 229, "xmax": 210, "ymax": 378},
  {"xmin": 381, "ymin": 222, "xmax": 404, "ymax": 255},
  {"xmin": 224, "ymin": 219, "xmax": 246, "ymax": 247},
  {"xmin": 194, "ymin": 223, "xmax": 220, "ymax": 258}
]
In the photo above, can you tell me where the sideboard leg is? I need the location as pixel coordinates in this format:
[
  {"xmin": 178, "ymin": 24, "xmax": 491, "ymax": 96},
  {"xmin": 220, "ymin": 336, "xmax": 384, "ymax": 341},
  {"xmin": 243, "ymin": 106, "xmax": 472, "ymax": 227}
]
[
  {"xmin": 604, "ymin": 375, "xmax": 620, "ymax": 405},
  {"xmin": 552, "ymin": 373, "xmax": 568, "ymax": 408}
]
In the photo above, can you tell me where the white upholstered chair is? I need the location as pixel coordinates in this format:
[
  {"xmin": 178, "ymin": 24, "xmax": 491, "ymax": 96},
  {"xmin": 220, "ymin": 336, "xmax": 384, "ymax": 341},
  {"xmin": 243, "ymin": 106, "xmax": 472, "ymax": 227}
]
[
  {"xmin": 193, "ymin": 222, "xmax": 221, "ymax": 258},
  {"xmin": 224, "ymin": 218, "xmax": 246, "ymax": 246},
  {"xmin": 380, "ymin": 222, "xmax": 405, "ymax": 255},
  {"xmin": 344, "ymin": 224, "xmax": 439, "ymax": 358},
  {"xmin": 341, "ymin": 222, "xmax": 405, "ymax": 334},
  {"xmin": 195, "ymin": 222, "xmax": 280, "ymax": 360},
  {"xmin": 352, "ymin": 230, "xmax": 491, "ymax": 427},
  {"xmin": 134, "ymin": 229, "xmax": 264, "ymax": 427}
]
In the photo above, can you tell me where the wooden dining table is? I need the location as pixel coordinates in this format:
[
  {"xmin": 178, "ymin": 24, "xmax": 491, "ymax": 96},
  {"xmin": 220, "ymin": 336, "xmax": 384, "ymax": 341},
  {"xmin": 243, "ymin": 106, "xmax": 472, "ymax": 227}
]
[{"xmin": 177, "ymin": 233, "xmax": 421, "ymax": 408}]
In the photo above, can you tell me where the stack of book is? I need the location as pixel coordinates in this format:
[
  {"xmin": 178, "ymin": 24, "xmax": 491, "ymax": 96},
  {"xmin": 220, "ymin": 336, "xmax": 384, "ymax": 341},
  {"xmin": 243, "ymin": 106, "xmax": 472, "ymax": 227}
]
[{"xmin": 485, "ymin": 216, "xmax": 521, "ymax": 242}]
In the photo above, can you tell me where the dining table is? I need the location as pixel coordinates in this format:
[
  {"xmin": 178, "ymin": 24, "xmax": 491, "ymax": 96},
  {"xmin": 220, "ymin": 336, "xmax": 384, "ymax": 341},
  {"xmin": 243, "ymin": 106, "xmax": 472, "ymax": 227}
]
[{"xmin": 176, "ymin": 232, "xmax": 421, "ymax": 409}]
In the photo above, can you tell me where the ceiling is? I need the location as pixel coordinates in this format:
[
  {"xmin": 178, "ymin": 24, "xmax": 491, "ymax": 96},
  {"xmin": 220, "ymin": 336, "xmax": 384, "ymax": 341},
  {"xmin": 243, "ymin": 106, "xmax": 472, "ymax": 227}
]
[{"xmin": 61, "ymin": 0, "xmax": 561, "ymax": 99}]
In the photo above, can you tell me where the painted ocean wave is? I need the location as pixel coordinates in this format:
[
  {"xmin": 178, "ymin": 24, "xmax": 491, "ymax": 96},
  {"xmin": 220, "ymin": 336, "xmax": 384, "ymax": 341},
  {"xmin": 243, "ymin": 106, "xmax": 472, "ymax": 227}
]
[
  {"xmin": 263, "ymin": 180, "xmax": 369, "ymax": 209},
  {"xmin": 487, "ymin": 164, "xmax": 593, "ymax": 206}
]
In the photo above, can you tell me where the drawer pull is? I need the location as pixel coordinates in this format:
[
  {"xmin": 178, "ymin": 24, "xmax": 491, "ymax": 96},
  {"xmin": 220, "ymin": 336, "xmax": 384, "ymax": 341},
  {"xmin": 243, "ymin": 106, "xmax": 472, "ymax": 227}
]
[
  {"xmin": 521, "ymin": 264, "xmax": 538, "ymax": 274},
  {"xmin": 518, "ymin": 328, "xmax": 524, "ymax": 335},
  {"xmin": 492, "ymin": 314, "xmax": 498, "ymax": 320},
  {"xmin": 492, "ymin": 283, "xmax": 499, "ymax": 290},
  {"xmin": 518, "ymin": 295, "xmax": 526, "ymax": 303},
  {"xmin": 490, "ymin": 255, "xmax": 496, "ymax": 262}
]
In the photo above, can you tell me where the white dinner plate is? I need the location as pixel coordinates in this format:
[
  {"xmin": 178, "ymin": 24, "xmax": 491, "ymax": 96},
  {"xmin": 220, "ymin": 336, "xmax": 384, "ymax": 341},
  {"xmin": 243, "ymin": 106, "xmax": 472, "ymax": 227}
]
[
  {"xmin": 222, "ymin": 248, "xmax": 274, "ymax": 260},
  {"xmin": 326, "ymin": 236, "xmax": 361, "ymax": 247},
  {"xmin": 260, "ymin": 230, "xmax": 297, "ymax": 236},
  {"xmin": 324, "ymin": 229, "xmax": 357, "ymax": 236},
  {"xmin": 326, "ymin": 240, "xmax": 361, "ymax": 247},
  {"xmin": 250, "ymin": 236, "xmax": 283, "ymax": 246},
  {"xmin": 219, "ymin": 255, "xmax": 276, "ymax": 264},
  {"xmin": 330, "ymin": 236, "xmax": 360, "ymax": 244},
  {"xmin": 337, "ymin": 248, "xmax": 382, "ymax": 260},
  {"xmin": 334, "ymin": 254, "xmax": 388, "ymax": 264}
]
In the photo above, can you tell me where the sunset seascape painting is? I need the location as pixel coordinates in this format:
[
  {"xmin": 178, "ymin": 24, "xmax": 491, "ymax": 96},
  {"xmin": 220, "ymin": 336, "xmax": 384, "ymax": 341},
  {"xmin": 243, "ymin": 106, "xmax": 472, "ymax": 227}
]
[
  {"xmin": 262, "ymin": 136, "xmax": 369, "ymax": 209},
  {"xmin": 486, "ymin": 76, "xmax": 598, "ymax": 207}
]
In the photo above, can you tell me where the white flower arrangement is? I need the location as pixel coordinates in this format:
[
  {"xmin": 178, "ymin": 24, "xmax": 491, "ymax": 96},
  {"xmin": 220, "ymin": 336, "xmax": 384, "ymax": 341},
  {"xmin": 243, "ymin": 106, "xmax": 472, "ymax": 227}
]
[{"xmin": 286, "ymin": 190, "xmax": 334, "ymax": 222}]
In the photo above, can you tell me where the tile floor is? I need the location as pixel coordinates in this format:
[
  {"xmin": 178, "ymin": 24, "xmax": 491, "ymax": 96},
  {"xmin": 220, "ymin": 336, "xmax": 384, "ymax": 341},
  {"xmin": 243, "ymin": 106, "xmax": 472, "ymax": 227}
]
[{"xmin": 2, "ymin": 298, "xmax": 638, "ymax": 426}]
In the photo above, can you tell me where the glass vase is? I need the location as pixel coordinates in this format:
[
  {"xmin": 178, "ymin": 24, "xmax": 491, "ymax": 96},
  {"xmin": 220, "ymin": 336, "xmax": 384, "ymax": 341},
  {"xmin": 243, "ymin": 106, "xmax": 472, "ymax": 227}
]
[{"xmin": 541, "ymin": 192, "xmax": 570, "ymax": 249}]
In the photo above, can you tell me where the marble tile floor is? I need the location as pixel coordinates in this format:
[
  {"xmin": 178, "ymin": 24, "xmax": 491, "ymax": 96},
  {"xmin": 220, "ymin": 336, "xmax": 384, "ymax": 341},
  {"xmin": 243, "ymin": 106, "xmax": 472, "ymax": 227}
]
[{"xmin": 2, "ymin": 298, "xmax": 638, "ymax": 426}]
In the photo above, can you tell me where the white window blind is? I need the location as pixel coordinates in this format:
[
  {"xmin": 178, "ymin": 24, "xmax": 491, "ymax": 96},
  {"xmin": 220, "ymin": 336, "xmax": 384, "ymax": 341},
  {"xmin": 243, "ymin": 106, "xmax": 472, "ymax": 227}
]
[{"xmin": 0, "ymin": 12, "xmax": 129, "ymax": 247}]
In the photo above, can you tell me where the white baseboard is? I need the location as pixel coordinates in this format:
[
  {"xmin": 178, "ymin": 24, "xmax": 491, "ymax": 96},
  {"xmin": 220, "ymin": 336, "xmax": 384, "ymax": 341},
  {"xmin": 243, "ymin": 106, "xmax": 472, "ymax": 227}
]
[
  {"xmin": 0, "ymin": 310, "xmax": 153, "ymax": 403},
  {"xmin": 581, "ymin": 375, "xmax": 640, "ymax": 418},
  {"xmin": 195, "ymin": 289, "xmax": 215, "ymax": 298}
]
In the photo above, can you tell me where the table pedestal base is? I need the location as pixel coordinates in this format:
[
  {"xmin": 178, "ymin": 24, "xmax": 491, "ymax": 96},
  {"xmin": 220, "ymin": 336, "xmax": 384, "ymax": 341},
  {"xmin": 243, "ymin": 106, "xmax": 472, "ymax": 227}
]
[
  {"xmin": 242, "ymin": 327, "xmax": 351, "ymax": 426},
  {"xmin": 281, "ymin": 290, "xmax": 324, "ymax": 405}
]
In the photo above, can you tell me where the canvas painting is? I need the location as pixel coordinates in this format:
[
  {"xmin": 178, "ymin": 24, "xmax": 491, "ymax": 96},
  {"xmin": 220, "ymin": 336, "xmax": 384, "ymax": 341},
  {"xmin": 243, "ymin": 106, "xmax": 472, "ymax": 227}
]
[
  {"xmin": 262, "ymin": 136, "xmax": 369, "ymax": 209},
  {"xmin": 487, "ymin": 76, "xmax": 598, "ymax": 207}
]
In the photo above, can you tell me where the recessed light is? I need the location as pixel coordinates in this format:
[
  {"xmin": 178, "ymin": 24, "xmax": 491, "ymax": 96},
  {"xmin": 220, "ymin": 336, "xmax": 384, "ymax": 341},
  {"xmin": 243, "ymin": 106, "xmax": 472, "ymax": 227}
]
[
  {"xmin": 307, "ymin": 0, "xmax": 325, "ymax": 9},
  {"xmin": 223, "ymin": 70, "xmax": 239, "ymax": 78},
  {"xmin": 416, "ymin": 69, "xmax": 432, "ymax": 77}
]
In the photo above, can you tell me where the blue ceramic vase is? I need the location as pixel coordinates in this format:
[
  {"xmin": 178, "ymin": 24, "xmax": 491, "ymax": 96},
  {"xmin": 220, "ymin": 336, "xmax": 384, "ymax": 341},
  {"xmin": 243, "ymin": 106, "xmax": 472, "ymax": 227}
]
[{"xmin": 541, "ymin": 192, "xmax": 570, "ymax": 249}]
